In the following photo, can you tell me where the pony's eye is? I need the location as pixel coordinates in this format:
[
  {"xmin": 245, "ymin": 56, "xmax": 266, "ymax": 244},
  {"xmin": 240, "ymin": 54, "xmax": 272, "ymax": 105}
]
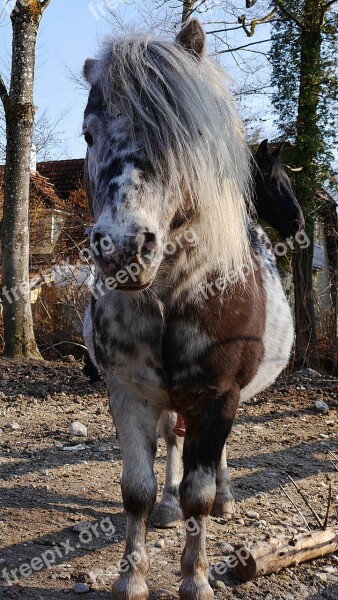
[{"xmin": 84, "ymin": 131, "xmax": 94, "ymax": 147}]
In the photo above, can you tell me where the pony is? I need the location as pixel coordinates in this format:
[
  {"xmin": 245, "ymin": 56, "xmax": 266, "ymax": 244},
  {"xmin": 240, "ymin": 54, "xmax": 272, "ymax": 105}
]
[
  {"xmin": 82, "ymin": 20, "xmax": 294, "ymax": 600},
  {"xmin": 82, "ymin": 140, "xmax": 303, "ymax": 386},
  {"xmin": 253, "ymin": 139, "xmax": 304, "ymax": 239}
]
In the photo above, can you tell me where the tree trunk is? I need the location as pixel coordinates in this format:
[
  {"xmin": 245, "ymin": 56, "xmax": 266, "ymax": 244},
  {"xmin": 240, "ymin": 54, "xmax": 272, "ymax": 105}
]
[
  {"xmin": 1, "ymin": 2, "xmax": 46, "ymax": 358},
  {"xmin": 293, "ymin": 0, "xmax": 322, "ymax": 369},
  {"xmin": 292, "ymin": 225, "xmax": 319, "ymax": 369}
]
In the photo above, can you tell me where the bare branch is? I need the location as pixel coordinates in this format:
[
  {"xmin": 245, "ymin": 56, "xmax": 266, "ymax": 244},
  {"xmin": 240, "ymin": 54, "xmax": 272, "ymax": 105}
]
[
  {"xmin": 279, "ymin": 484, "xmax": 311, "ymax": 530},
  {"xmin": 216, "ymin": 38, "xmax": 271, "ymax": 55},
  {"xmin": 238, "ymin": 8, "xmax": 277, "ymax": 38},
  {"xmin": 288, "ymin": 476, "xmax": 324, "ymax": 529},
  {"xmin": 324, "ymin": 0, "xmax": 338, "ymax": 8}
]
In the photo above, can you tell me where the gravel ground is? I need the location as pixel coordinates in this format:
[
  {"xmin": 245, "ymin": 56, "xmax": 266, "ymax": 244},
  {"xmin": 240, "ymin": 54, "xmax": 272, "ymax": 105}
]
[{"xmin": 0, "ymin": 358, "xmax": 337, "ymax": 600}]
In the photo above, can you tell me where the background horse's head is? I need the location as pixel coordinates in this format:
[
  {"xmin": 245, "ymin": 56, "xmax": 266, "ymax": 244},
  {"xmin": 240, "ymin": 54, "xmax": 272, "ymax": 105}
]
[
  {"xmin": 83, "ymin": 20, "xmax": 253, "ymax": 292},
  {"xmin": 253, "ymin": 139, "xmax": 305, "ymax": 239}
]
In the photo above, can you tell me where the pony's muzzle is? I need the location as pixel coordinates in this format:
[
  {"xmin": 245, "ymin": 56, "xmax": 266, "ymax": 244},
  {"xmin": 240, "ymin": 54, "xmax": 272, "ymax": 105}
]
[{"xmin": 91, "ymin": 230, "xmax": 159, "ymax": 289}]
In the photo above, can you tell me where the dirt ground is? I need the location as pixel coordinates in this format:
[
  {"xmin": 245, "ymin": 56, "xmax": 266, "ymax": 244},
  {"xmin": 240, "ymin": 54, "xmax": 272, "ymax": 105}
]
[{"xmin": 0, "ymin": 358, "xmax": 337, "ymax": 600}]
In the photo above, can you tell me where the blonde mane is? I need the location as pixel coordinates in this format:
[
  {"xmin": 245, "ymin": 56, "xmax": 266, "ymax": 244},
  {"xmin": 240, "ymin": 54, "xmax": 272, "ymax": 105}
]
[{"xmin": 89, "ymin": 31, "xmax": 253, "ymax": 283}]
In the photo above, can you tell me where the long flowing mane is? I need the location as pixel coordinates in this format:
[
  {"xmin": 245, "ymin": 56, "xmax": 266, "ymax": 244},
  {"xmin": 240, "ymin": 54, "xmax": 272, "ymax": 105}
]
[{"xmin": 89, "ymin": 31, "xmax": 254, "ymax": 283}]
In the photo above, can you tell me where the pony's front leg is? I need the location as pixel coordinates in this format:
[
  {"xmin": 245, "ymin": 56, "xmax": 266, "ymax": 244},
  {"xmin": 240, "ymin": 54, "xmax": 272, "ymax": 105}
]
[
  {"xmin": 151, "ymin": 411, "xmax": 184, "ymax": 527},
  {"xmin": 179, "ymin": 387, "xmax": 240, "ymax": 600},
  {"xmin": 109, "ymin": 382, "xmax": 160, "ymax": 600}
]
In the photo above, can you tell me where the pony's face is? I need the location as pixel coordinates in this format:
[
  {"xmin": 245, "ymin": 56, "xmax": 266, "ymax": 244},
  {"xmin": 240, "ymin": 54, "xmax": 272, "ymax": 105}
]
[
  {"xmin": 82, "ymin": 21, "xmax": 207, "ymax": 291},
  {"xmin": 254, "ymin": 140, "xmax": 304, "ymax": 239},
  {"xmin": 83, "ymin": 85, "xmax": 169, "ymax": 291}
]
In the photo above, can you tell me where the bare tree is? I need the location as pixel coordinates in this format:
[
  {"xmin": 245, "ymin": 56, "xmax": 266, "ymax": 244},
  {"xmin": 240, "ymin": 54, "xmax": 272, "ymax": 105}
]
[{"xmin": 0, "ymin": 0, "xmax": 51, "ymax": 358}]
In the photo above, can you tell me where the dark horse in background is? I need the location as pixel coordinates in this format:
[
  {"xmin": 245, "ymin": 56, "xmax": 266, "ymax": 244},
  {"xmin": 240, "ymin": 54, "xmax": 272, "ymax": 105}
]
[
  {"xmin": 253, "ymin": 138, "xmax": 304, "ymax": 238},
  {"xmin": 84, "ymin": 139, "xmax": 304, "ymax": 384},
  {"xmin": 82, "ymin": 20, "xmax": 303, "ymax": 599}
]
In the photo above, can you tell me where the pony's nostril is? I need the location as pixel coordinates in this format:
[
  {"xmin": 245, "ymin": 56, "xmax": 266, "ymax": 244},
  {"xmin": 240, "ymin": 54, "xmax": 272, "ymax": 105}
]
[
  {"xmin": 93, "ymin": 232, "xmax": 116, "ymax": 257},
  {"xmin": 141, "ymin": 232, "xmax": 157, "ymax": 258}
]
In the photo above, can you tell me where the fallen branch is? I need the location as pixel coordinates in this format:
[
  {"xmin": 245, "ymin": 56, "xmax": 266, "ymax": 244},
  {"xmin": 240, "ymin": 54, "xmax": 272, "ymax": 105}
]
[
  {"xmin": 235, "ymin": 528, "xmax": 338, "ymax": 581},
  {"xmin": 279, "ymin": 484, "xmax": 311, "ymax": 531},
  {"xmin": 287, "ymin": 476, "xmax": 323, "ymax": 529}
]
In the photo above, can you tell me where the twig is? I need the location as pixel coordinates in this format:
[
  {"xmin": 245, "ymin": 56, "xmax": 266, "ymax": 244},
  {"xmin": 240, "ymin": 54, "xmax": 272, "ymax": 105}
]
[
  {"xmin": 323, "ymin": 484, "xmax": 332, "ymax": 530},
  {"xmin": 279, "ymin": 484, "xmax": 311, "ymax": 531},
  {"xmin": 330, "ymin": 461, "xmax": 338, "ymax": 472},
  {"xmin": 328, "ymin": 450, "xmax": 338, "ymax": 462},
  {"xmin": 288, "ymin": 476, "xmax": 323, "ymax": 529}
]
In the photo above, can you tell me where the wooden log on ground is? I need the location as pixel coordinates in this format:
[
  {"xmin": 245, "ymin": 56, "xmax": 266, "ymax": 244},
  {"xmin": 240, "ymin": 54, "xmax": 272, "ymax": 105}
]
[{"xmin": 234, "ymin": 529, "xmax": 338, "ymax": 581}]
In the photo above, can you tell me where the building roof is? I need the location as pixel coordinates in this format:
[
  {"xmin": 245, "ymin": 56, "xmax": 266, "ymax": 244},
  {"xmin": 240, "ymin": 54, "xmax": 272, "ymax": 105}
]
[
  {"xmin": 0, "ymin": 166, "xmax": 69, "ymax": 213},
  {"xmin": 37, "ymin": 159, "xmax": 84, "ymax": 199}
]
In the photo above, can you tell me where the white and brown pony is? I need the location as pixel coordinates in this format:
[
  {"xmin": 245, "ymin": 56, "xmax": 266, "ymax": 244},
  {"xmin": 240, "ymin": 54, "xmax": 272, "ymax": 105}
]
[{"xmin": 82, "ymin": 20, "xmax": 294, "ymax": 600}]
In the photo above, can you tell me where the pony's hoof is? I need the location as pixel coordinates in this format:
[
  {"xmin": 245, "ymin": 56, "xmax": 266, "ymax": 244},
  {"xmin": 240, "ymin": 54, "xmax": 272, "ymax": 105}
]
[
  {"xmin": 112, "ymin": 576, "xmax": 148, "ymax": 600},
  {"xmin": 179, "ymin": 577, "xmax": 214, "ymax": 600},
  {"xmin": 211, "ymin": 498, "xmax": 235, "ymax": 519},
  {"xmin": 151, "ymin": 500, "xmax": 183, "ymax": 528}
]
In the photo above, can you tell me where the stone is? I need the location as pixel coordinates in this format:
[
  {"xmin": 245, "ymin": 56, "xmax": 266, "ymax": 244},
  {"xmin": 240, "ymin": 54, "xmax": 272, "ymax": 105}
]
[
  {"xmin": 155, "ymin": 590, "xmax": 172, "ymax": 598},
  {"xmin": 212, "ymin": 580, "xmax": 226, "ymax": 591},
  {"xmin": 69, "ymin": 422, "xmax": 87, "ymax": 437},
  {"xmin": 155, "ymin": 538, "xmax": 165, "ymax": 548},
  {"xmin": 314, "ymin": 400, "xmax": 329, "ymax": 414},
  {"xmin": 5, "ymin": 422, "xmax": 20, "ymax": 430},
  {"xmin": 246, "ymin": 510, "xmax": 259, "ymax": 520},
  {"xmin": 293, "ymin": 368, "xmax": 321, "ymax": 377},
  {"xmin": 73, "ymin": 522, "xmax": 92, "ymax": 533},
  {"xmin": 73, "ymin": 583, "xmax": 90, "ymax": 594}
]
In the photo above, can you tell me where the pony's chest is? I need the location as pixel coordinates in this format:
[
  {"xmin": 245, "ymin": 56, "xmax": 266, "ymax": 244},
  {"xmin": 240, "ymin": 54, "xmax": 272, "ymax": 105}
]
[{"xmin": 92, "ymin": 298, "xmax": 208, "ymax": 394}]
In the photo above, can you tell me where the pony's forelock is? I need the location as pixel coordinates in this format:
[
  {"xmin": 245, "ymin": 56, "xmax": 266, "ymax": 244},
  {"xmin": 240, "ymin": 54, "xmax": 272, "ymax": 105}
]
[{"xmin": 91, "ymin": 31, "xmax": 254, "ymax": 284}]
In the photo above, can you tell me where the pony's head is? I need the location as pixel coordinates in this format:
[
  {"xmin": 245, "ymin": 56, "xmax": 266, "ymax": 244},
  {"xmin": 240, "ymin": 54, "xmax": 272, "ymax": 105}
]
[
  {"xmin": 254, "ymin": 139, "xmax": 305, "ymax": 239},
  {"xmin": 83, "ymin": 20, "xmax": 252, "ymax": 291}
]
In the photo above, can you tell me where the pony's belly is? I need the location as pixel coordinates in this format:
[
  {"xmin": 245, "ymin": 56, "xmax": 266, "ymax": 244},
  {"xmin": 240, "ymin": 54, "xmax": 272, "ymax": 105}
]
[{"xmin": 240, "ymin": 268, "xmax": 294, "ymax": 403}]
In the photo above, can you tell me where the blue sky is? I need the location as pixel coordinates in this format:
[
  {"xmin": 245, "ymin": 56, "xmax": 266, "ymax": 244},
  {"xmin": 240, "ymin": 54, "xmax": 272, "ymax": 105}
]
[{"xmin": 0, "ymin": 0, "xmax": 274, "ymax": 160}]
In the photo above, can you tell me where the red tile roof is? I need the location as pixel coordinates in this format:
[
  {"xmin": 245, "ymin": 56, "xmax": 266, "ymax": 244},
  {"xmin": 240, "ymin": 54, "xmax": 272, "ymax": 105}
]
[
  {"xmin": 37, "ymin": 159, "xmax": 85, "ymax": 199},
  {"xmin": 0, "ymin": 166, "xmax": 68, "ymax": 212}
]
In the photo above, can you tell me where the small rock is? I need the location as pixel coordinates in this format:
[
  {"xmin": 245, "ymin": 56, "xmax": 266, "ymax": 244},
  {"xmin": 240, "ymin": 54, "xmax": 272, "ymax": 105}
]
[
  {"xmin": 294, "ymin": 368, "xmax": 321, "ymax": 377},
  {"xmin": 315, "ymin": 573, "xmax": 327, "ymax": 583},
  {"xmin": 322, "ymin": 566, "xmax": 336, "ymax": 574},
  {"xmin": 5, "ymin": 422, "xmax": 20, "ymax": 431},
  {"xmin": 0, "ymin": 558, "xmax": 6, "ymax": 565},
  {"xmin": 246, "ymin": 510, "xmax": 259, "ymax": 520},
  {"xmin": 155, "ymin": 590, "xmax": 172, "ymax": 598},
  {"xmin": 212, "ymin": 580, "xmax": 226, "ymax": 591},
  {"xmin": 73, "ymin": 522, "xmax": 92, "ymax": 533},
  {"xmin": 236, "ymin": 518, "xmax": 245, "ymax": 525},
  {"xmin": 314, "ymin": 400, "xmax": 329, "ymax": 414},
  {"xmin": 69, "ymin": 422, "xmax": 87, "ymax": 437},
  {"xmin": 62, "ymin": 445, "xmax": 87, "ymax": 452},
  {"xmin": 219, "ymin": 542, "xmax": 234, "ymax": 553},
  {"xmin": 155, "ymin": 538, "xmax": 165, "ymax": 549},
  {"xmin": 73, "ymin": 583, "xmax": 90, "ymax": 594},
  {"xmin": 252, "ymin": 520, "xmax": 267, "ymax": 527}
]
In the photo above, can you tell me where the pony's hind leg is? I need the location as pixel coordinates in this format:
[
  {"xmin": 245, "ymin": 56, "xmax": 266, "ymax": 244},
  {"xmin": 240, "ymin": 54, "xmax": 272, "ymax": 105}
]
[
  {"xmin": 151, "ymin": 411, "xmax": 184, "ymax": 528},
  {"xmin": 179, "ymin": 387, "xmax": 240, "ymax": 600},
  {"xmin": 109, "ymin": 382, "xmax": 160, "ymax": 600},
  {"xmin": 211, "ymin": 444, "xmax": 235, "ymax": 518}
]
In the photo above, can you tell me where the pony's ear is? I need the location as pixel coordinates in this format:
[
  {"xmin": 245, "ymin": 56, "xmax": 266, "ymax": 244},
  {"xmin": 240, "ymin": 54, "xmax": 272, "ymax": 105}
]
[
  {"xmin": 256, "ymin": 139, "xmax": 269, "ymax": 159},
  {"xmin": 272, "ymin": 141, "xmax": 285, "ymax": 158},
  {"xmin": 83, "ymin": 58, "xmax": 98, "ymax": 85},
  {"xmin": 175, "ymin": 19, "xmax": 206, "ymax": 58}
]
